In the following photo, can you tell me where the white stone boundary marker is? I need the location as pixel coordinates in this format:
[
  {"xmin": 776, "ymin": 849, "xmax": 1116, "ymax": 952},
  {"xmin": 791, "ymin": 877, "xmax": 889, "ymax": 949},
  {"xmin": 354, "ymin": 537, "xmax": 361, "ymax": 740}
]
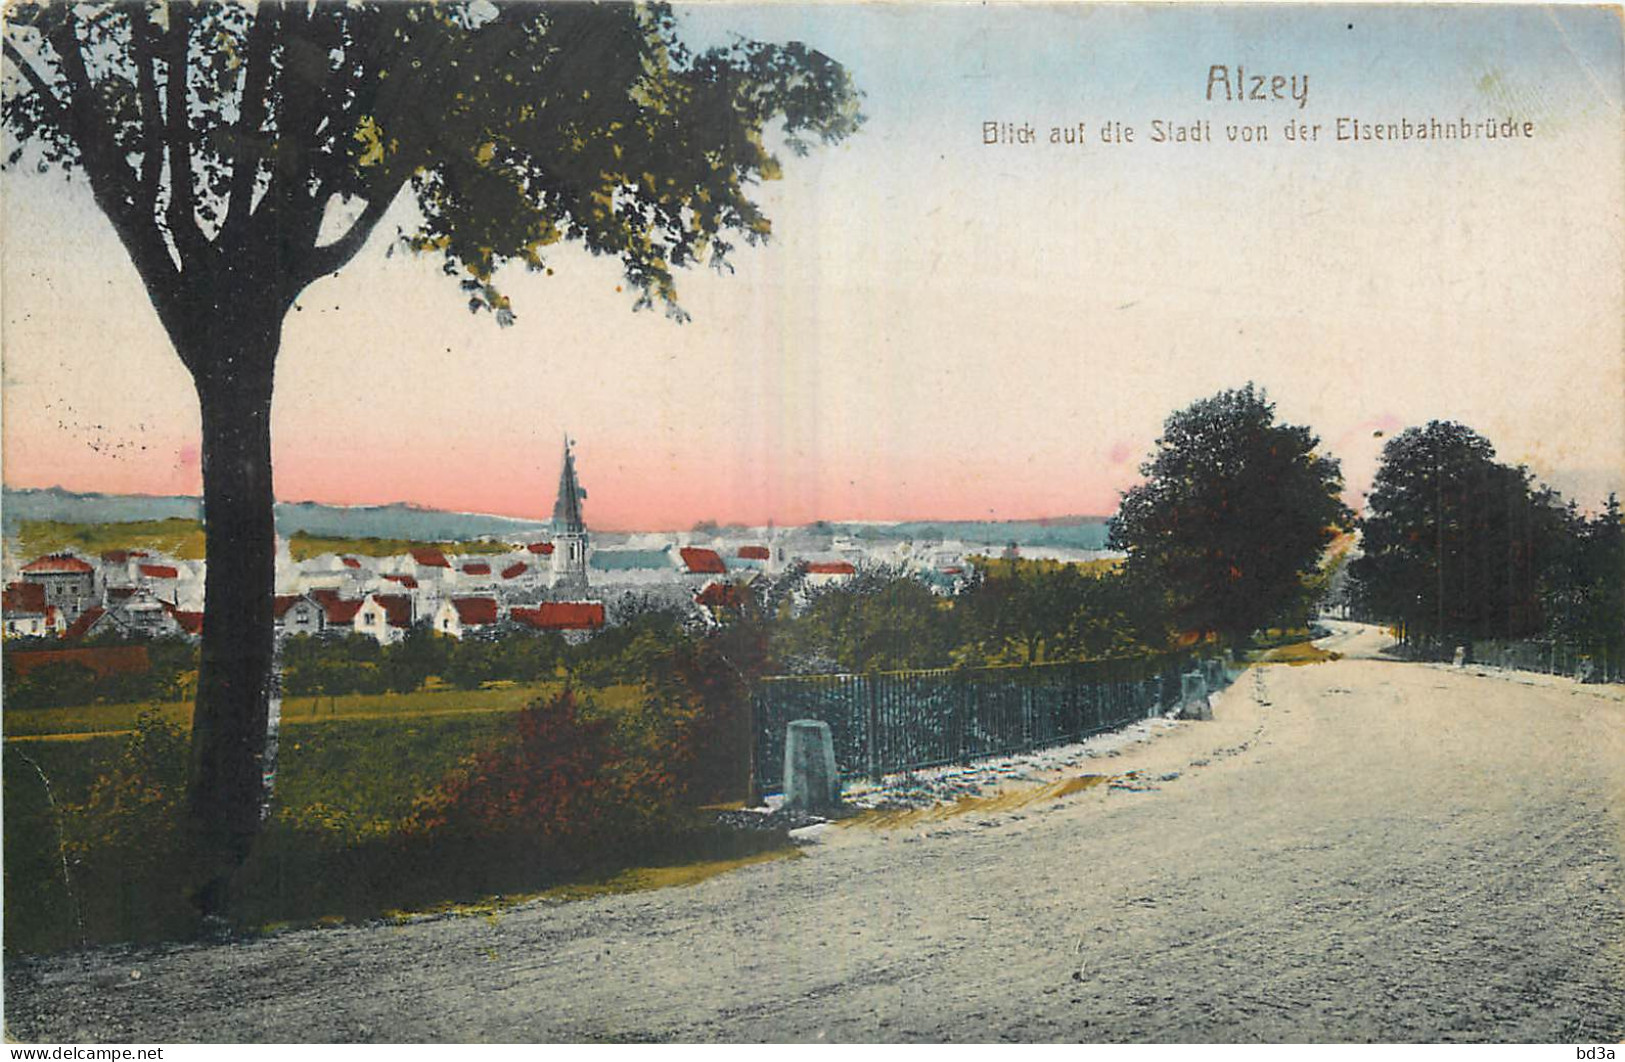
[
  {"xmin": 784, "ymin": 719, "xmax": 842, "ymax": 812},
  {"xmin": 1180, "ymin": 672, "xmax": 1213, "ymax": 721}
]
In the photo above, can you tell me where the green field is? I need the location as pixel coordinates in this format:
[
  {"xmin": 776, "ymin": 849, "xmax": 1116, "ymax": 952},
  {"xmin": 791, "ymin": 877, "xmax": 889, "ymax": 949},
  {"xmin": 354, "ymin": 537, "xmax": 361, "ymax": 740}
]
[
  {"xmin": 14, "ymin": 518, "xmax": 208, "ymax": 561},
  {"xmin": 7, "ymin": 521, "xmax": 521, "ymax": 565},
  {"xmin": 2, "ymin": 680, "xmax": 641, "ymax": 740},
  {"xmin": 287, "ymin": 531, "xmax": 513, "ymax": 561},
  {"xmin": 1, "ymin": 679, "xmax": 682, "ymax": 953}
]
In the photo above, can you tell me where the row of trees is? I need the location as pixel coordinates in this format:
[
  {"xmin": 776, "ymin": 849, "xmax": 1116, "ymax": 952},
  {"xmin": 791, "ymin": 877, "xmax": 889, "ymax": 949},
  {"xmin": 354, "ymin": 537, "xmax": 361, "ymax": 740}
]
[{"xmin": 1351, "ymin": 421, "xmax": 1622, "ymax": 664}]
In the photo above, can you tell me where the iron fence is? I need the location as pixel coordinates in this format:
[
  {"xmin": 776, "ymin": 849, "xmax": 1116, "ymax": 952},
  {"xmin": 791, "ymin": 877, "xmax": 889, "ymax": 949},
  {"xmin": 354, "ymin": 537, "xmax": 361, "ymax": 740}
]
[
  {"xmin": 752, "ymin": 651, "xmax": 1190, "ymax": 794},
  {"xmin": 1459, "ymin": 638, "xmax": 1624, "ymax": 684}
]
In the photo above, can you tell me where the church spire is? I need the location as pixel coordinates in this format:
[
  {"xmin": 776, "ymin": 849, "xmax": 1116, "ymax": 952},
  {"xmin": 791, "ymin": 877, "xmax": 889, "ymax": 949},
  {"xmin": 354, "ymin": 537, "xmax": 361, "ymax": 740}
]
[{"xmin": 553, "ymin": 434, "xmax": 586, "ymax": 534}]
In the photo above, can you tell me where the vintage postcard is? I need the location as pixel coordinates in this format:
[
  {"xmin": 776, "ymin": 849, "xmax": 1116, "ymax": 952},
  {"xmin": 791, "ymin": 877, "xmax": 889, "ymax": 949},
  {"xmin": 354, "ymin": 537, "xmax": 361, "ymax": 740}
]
[{"xmin": 1, "ymin": 0, "xmax": 1622, "ymax": 1046}]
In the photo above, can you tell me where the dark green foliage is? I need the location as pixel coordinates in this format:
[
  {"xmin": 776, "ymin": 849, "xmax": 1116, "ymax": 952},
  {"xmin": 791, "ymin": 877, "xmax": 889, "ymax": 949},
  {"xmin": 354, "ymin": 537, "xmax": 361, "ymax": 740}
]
[
  {"xmin": 774, "ymin": 565, "xmax": 961, "ymax": 674},
  {"xmin": 2, "ymin": 636, "xmax": 197, "ymax": 710},
  {"xmin": 1108, "ymin": 384, "xmax": 1353, "ymax": 647},
  {"xmin": 958, "ymin": 561, "xmax": 1173, "ymax": 665},
  {"xmin": 1352, "ymin": 422, "xmax": 1560, "ymax": 651}
]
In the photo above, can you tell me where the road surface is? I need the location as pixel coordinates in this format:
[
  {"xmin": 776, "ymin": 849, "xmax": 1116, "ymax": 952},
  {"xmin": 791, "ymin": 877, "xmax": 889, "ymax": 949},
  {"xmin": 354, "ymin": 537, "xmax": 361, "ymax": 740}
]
[{"xmin": 7, "ymin": 622, "xmax": 1624, "ymax": 1042}]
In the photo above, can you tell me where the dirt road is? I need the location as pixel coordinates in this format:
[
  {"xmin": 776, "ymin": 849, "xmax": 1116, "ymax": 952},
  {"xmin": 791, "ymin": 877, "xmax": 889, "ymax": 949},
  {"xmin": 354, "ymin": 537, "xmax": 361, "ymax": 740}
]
[{"xmin": 7, "ymin": 623, "xmax": 1624, "ymax": 1042}]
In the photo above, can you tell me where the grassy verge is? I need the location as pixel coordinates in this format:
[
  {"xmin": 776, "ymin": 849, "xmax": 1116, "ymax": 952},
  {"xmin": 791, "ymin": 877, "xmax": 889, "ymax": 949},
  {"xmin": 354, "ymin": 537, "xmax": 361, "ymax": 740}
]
[{"xmin": 3, "ymin": 682, "xmax": 777, "ymax": 955}]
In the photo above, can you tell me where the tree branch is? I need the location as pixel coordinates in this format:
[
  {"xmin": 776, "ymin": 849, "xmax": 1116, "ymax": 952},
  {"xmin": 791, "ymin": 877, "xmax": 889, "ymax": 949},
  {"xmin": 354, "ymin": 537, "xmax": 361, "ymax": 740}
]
[
  {"xmin": 163, "ymin": 3, "xmax": 207, "ymax": 269},
  {"xmin": 128, "ymin": 6, "xmax": 165, "ymax": 205},
  {"xmin": 222, "ymin": 5, "xmax": 278, "ymax": 242},
  {"xmin": 43, "ymin": 13, "xmax": 185, "ymax": 354},
  {"xmin": 1, "ymin": 36, "xmax": 70, "ymax": 129},
  {"xmin": 300, "ymin": 182, "xmax": 405, "ymax": 285}
]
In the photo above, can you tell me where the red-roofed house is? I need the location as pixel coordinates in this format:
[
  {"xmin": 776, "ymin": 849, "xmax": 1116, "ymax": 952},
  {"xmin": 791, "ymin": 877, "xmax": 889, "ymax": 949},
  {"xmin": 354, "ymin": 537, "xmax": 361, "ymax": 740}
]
[
  {"xmin": 433, "ymin": 596, "xmax": 501, "ymax": 639},
  {"xmin": 354, "ymin": 593, "xmax": 414, "ymax": 644},
  {"xmin": 18, "ymin": 554, "xmax": 96, "ymax": 620},
  {"xmin": 410, "ymin": 548, "xmax": 451, "ymax": 570},
  {"xmin": 679, "ymin": 547, "xmax": 727, "ymax": 576},
  {"xmin": 526, "ymin": 541, "xmax": 555, "ymax": 556},
  {"xmin": 22, "ymin": 554, "xmax": 94, "ymax": 575},
  {"xmin": 803, "ymin": 560, "xmax": 857, "ymax": 587},
  {"xmin": 737, "ymin": 545, "xmax": 771, "ymax": 561},
  {"xmin": 138, "ymin": 563, "xmax": 180, "ymax": 582},
  {"xmin": 462, "ymin": 562, "xmax": 491, "ymax": 576},
  {"xmin": 311, "ymin": 591, "xmax": 363, "ymax": 630},
  {"xmin": 66, "ymin": 591, "xmax": 191, "ymax": 640},
  {"xmin": 341, "ymin": 556, "xmax": 362, "ymax": 569},
  {"xmin": 502, "ymin": 561, "xmax": 528, "ymax": 580},
  {"xmin": 61, "ymin": 606, "xmax": 107, "ymax": 642},
  {"xmin": 3, "ymin": 582, "xmax": 63, "ymax": 638},
  {"xmin": 510, "ymin": 602, "xmax": 605, "ymax": 643},
  {"xmin": 164, "ymin": 604, "xmax": 204, "ymax": 638},
  {"xmin": 274, "ymin": 594, "xmax": 327, "ymax": 638},
  {"xmin": 383, "ymin": 574, "xmax": 419, "ymax": 590}
]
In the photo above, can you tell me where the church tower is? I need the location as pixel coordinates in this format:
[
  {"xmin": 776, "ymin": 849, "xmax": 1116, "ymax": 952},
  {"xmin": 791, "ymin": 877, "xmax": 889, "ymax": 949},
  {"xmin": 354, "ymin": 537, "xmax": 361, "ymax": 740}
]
[{"xmin": 550, "ymin": 435, "xmax": 590, "ymax": 597}]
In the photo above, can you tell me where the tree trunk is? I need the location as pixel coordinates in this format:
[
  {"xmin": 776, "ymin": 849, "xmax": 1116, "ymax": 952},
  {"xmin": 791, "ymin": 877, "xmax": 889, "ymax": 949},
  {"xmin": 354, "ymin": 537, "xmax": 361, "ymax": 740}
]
[{"xmin": 184, "ymin": 327, "xmax": 280, "ymax": 907}]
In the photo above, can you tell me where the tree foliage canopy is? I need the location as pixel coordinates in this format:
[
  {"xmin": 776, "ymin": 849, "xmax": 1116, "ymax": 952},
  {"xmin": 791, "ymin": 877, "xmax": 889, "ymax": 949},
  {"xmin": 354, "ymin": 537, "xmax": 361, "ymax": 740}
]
[
  {"xmin": 3, "ymin": 2, "xmax": 862, "ymax": 331},
  {"xmin": 1350, "ymin": 421, "xmax": 1614, "ymax": 652},
  {"xmin": 1108, "ymin": 384, "xmax": 1353, "ymax": 645}
]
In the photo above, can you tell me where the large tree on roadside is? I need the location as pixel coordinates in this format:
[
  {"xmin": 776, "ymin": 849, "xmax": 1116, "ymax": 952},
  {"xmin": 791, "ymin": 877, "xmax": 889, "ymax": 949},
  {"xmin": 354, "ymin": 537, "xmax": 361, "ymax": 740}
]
[
  {"xmin": 1351, "ymin": 421, "xmax": 1560, "ymax": 652},
  {"xmin": 2, "ymin": 1, "xmax": 860, "ymax": 894},
  {"xmin": 1107, "ymin": 384, "xmax": 1353, "ymax": 648}
]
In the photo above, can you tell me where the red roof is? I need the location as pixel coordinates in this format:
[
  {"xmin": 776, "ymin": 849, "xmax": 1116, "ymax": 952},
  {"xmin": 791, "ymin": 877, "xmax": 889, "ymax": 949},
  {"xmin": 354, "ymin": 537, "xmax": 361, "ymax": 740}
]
[
  {"xmin": 3, "ymin": 582, "xmax": 48, "ymax": 615},
  {"xmin": 502, "ymin": 562, "xmax": 528, "ymax": 580},
  {"xmin": 8, "ymin": 645, "xmax": 149, "ymax": 678},
  {"xmin": 680, "ymin": 547, "xmax": 727, "ymax": 575},
  {"xmin": 451, "ymin": 597, "xmax": 500, "ymax": 626},
  {"xmin": 737, "ymin": 545, "xmax": 771, "ymax": 560},
  {"xmin": 62, "ymin": 607, "xmax": 108, "ymax": 641},
  {"xmin": 273, "ymin": 594, "xmax": 301, "ymax": 619},
  {"xmin": 322, "ymin": 597, "xmax": 364, "ymax": 625},
  {"xmin": 805, "ymin": 561, "xmax": 856, "ymax": 575},
  {"xmin": 510, "ymin": 602, "xmax": 605, "ymax": 631},
  {"xmin": 410, "ymin": 548, "xmax": 450, "ymax": 568},
  {"xmin": 695, "ymin": 582, "xmax": 745, "ymax": 609},
  {"xmin": 107, "ymin": 587, "xmax": 137, "ymax": 601},
  {"xmin": 341, "ymin": 557, "xmax": 362, "ymax": 569},
  {"xmin": 22, "ymin": 554, "xmax": 93, "ymax": 575},
  {"xmin": 526, "ymin": 541, "xmax": 556, "ymax": 555},
  {"xmin": 163, "ymin": 604, "xmax": 204, "ymax": 635},
  {"xmin": 139, "ymin": 564, "xmax": 180, "ymax": 580},
  {"xmin": 373, "ymin": 594, "xmax": 413, "ymax": 628},
  {"xmin": 383, "ymin": 574, "xmax": 420, "ymax": 589},
  {"xmin": 462, "ymin": 562, "xmax": 491, "ymax": 576}
]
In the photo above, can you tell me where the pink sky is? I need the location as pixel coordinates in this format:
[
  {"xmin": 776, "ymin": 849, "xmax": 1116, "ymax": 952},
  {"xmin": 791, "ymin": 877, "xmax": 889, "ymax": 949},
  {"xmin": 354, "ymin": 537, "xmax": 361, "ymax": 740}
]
[{"xmin": 4, "ymin": 6, "xmax": 1621, "ymax": 529}]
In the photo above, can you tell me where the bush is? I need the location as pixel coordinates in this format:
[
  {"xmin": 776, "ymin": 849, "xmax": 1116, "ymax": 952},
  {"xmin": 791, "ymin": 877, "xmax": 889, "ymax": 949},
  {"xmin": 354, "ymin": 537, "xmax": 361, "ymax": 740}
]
[
  {"xmin": 59, "ymin": 711, "xmax": 199, "ymax": 943},
  {"xmin": 409, "ymin": 688, "xmax": 683, "ymax": 861}
]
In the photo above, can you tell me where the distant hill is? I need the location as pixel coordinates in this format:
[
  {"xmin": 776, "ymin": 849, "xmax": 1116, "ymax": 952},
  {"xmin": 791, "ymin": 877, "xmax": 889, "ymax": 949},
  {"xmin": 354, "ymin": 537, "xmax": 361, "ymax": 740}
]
[
  {"xmin": 3, "ymin": 487, "xmax": 1113, "ymax": 552},
  {"xmin": 2, "ymin": 487, "xmax": 548, "ymax": 542},
  {"xmin": 828, "ymin": 517, "xmax": 1113, "ymax": 552}
]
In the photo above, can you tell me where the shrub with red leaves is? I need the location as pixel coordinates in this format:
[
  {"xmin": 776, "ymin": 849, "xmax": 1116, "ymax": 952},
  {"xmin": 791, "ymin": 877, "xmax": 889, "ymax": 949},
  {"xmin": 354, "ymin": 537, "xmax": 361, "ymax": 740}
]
[{"xmin": 410, "ymin": 688, "xmax": 679, "ymax": 850}]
